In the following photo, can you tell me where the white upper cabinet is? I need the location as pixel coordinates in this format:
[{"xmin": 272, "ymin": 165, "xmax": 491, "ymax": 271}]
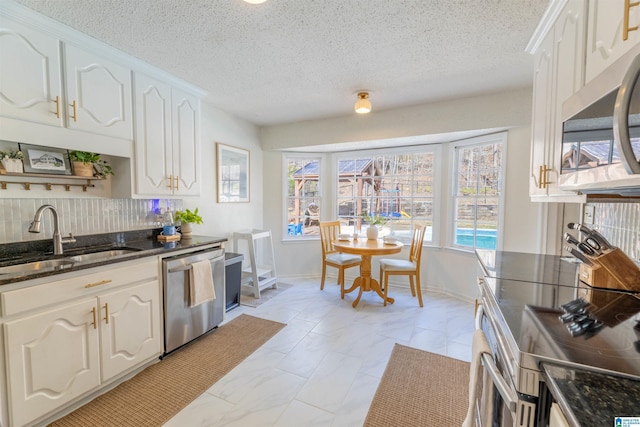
[
  {"xmin": 64, "ymin": 44, "xmax": 133, "ymax": 140},
  {"xmin": 0, "ymin": 15, "xmax": 133, "ymax": 141},
  {"xmin": 0, "ymin": 18, "xmax": 63, "ymax": 127},
  {"xmin": 585, "ymin": 0, "xmax": 640, "ymax": 83},
  {"xmin": 171, "ymin": 88, "xmax": 200, "ymax": 196},
  {"xmin": 529, "ymin": 0, "xmax": 587, "ymax": 202},
  {"xmin": 134, "ymin": 72, "xmax": 200, "ymax": 197}
]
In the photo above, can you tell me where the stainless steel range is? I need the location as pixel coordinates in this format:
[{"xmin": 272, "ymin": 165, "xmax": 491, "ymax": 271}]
[{"xmin": 474, "ymin": 250, "xmax": 640, "ymax": 427}]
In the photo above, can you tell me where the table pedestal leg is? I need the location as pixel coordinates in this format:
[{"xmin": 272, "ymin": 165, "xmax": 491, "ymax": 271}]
[{"xmin": 343, "ymin": 254, "xmax": 395, "ymax": 307}]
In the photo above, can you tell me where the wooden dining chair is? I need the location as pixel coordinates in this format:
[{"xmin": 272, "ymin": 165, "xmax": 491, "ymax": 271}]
[
  {"xmin": 319, "ymin": 220, "xmax": 361, "ymax": 298},
  {"xmin": 379, "ymin": 224, "xmax": 426, "ymax": 307}
]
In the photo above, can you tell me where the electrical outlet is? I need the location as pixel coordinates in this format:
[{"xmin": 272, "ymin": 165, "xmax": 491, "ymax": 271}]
[{"xmin": 583, "ymin": 205, "xmax": 595, "ymax": 224}]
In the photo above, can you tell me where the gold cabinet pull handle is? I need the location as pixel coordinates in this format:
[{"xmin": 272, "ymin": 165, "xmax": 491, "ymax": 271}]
[
  {"xmin": 103, "ymin": 303, "xmax": 109, "ymax": 324},
  {"xmin": 168, "ymin": 175, "xmax": 174, "ymax": 190},
  {"xmin": 52, "ymin": 95, "xmax": 61, "ymax": 118},
  {"xmin": 538, "ymin": 165, "xmax": 552, "ymax": 189},
  {"xmin": 84, "ymin": 279, "xmax": 112, "ymax": 289},
  {"xmin": 70, "ymin": 100, "xmax": 77, "ymax": 122},
  {"xmin": 538, "ymin": 165, "xmax": 545, "ymax": 189},
  {"xmin": 543, "ymin": 165, "xmax": 552, "ymax": 188},
  {"xmin": 624, "ymin": 0, "xmax": 640, "ymax": 40},
  {"xmin": 91, "ymin": 307, "xmax": 97, "ymax": 329},
  {"xmin": 174, "ymin": 176, "xmax": 179, "ymax": 191}
]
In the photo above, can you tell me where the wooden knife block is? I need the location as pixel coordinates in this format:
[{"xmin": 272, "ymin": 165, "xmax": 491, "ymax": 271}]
[{"xmin": 579, "ymin": 248, "xmax": 640, "ymax": 292}]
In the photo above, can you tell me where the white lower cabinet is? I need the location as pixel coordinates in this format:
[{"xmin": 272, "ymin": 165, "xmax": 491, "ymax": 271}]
[
  {"xmin": 4, "ymin": 299, "xmax": 101, "ymax": 427},
  {"xmin": 1, "ymin": 260, "xmax": 161, "ymax": 427},
  {"xmin": 99, "ymin": 281, "xmax": 161, "ymax": 382}
]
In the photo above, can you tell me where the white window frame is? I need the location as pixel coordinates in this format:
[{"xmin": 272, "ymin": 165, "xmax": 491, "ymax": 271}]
[
  {"xmin": 282, "ymin": 153, "xmax": 324, "ymax": 241},
  {"xmin": 448, "ymin": 132, "xmax": 507, "ymax": 251},
  {"xmin": 334, "ymin": 145, "xmax": 442, "ymax": 246}
]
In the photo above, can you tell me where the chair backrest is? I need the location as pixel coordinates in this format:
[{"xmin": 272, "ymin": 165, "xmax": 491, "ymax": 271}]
[
  {"xmin": 408, "ymin": 224, "xmax": 426, "ymax": 265},
  {"xmin": 319, "ymin": 220, "xmax": 341, "ymax": 259}
]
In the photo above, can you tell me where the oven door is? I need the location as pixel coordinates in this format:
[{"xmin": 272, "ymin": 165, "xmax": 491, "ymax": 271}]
[{"xmin": 475, "ymin": 305, "xmax": 535, "ymax": 427}]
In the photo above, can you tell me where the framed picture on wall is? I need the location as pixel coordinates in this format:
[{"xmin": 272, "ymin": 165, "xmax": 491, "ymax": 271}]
[
  {"xmin": 217, "ymin": 143, "xmax": 250, "ymax": 203},
  {"xmin": 19, "ymin": 144, "xmax": 73, "ymax": 175}
]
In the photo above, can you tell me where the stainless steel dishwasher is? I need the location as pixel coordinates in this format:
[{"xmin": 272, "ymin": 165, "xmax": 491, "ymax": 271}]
[{"xmin": 162, "ymin": 246, "xmax": 225, "ymax": 355}]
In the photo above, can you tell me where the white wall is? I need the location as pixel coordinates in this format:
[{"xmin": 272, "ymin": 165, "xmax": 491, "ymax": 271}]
[
  {"xmin": 260, "ymin": 88, "xmax": 547, "ymax": 301},
  {"xmin": 182, "ymin": 102, "xmax": 264, "ymax": 244}
]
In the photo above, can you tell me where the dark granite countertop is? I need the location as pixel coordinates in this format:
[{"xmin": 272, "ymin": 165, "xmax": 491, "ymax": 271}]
[
  {"xmin": 0, "ymin": 229, "xmax": 227, "ymax": 286},
  {"xmin": 543, "ymin": 363, "xmax": 640, "ymax": 426}
]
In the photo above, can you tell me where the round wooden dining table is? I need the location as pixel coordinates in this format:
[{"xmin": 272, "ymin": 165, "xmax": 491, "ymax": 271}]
[{"xmin": 332, "ymin": 237, "xmax": 403, "ymax": 307}]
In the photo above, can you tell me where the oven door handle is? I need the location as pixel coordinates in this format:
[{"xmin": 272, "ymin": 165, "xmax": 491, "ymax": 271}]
[
  {"xmin": 481, "ymin": 352, "xmax": 518, "ymax": 412},
  {"xmin": 475, "ymin": 304, "xmax": 518, "ymax": 413}
]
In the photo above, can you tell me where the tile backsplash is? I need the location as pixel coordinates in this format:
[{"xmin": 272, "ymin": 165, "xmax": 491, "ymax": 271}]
[
  {"xmin": 0, "ymin": 198, "xmax": 182, "ymax": 244},
  {"xmin": 587, "ymin": 200, "xmax": 640, "ymax": 263}
]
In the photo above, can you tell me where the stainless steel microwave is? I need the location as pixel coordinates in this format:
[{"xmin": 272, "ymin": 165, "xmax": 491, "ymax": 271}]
[{"xmin": 560, "ymin": 43, "xmax": 640, "ymax": 195}]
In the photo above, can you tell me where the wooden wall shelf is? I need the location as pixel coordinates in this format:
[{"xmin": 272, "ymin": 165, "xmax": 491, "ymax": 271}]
[{"xmin": 0, "ymin": 171, "xmax": 102, "ymax": 192}]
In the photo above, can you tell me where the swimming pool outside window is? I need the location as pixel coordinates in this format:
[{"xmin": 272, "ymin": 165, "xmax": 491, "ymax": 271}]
[{"xmin": 452, "ymin": 133, "xmax": 505, "ymax": 250}]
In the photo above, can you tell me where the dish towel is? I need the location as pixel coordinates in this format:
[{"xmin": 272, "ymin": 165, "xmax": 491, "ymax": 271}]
[
  {"xmin": 189, "ymin": 260, "xmax": 216, "ymax": 307},
  {"xmin": 462, "ymin": 328, "xmax": 493, "ymax": 427}
]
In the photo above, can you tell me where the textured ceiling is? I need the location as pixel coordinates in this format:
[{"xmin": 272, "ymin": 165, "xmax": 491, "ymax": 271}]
[{"xmin": 12, "ymin": 0, "xmax": 549, "ymax": 126}]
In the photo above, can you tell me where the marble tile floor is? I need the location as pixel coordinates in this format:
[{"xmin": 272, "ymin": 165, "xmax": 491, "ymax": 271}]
[{"xmin": 164, "ymin": 278, "xmax": 475, "ymax": 427}]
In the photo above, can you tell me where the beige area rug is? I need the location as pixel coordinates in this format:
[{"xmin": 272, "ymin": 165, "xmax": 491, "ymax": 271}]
[
  {"xmin": 49, "ymin": 314, "xmax": 285, "ymax": 427},
  {"xmin": 240, "ymin": 281, "xmax": 293, "ymax": 307},
  {"xmin": 364, "ymin": 344, "xmax": 470, "ymax": 427}
]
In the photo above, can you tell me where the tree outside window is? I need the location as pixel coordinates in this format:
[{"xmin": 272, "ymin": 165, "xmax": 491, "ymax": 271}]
[
  {"xmin": 452, "ymin": 134, "xmax": 505, "ymax": 250},
  {"xmin": 336, "ymin": 151, "xmax": 437, "ymax": 243}
]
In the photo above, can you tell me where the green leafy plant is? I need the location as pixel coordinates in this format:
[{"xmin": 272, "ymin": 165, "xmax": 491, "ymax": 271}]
[
  {"xmin": 363, "ymin": 214, "xmax": 387, "ymax": 226},
  {"xmin": 69, "ymin": 151, "xmax": 114, "ymax": 179},
  {"xmin": 174, "ymin": 208, "xmax": 203, "ymax": 224},
  {"xmin": 0, "ymin": 148, "xmax": 24, "ymax": 160}
]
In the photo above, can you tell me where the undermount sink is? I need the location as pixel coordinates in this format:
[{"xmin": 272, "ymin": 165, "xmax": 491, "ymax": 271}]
[
  {"xmin": 0, "ymin": 259, "xmax": 75, "ymax": 275},
  {"xmin": 0, "ymin": 248, "xmax": 141, "ymax": 276},
  {"xmin": 65, "ymin": 249, "xmax": 139, "ymax": 263}
]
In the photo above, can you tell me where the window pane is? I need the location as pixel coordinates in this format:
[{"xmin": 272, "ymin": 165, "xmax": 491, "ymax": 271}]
[
  {"xmin": 285, "ymin": 157, "xmax": 321, "ymax": 238},
  {"xmin": 336, "ymin": 150, "xmax": 437, "ymax": 244},
  {"xmin": 452, "ymin": 137, "xmax": 503, "ymax": 250}
]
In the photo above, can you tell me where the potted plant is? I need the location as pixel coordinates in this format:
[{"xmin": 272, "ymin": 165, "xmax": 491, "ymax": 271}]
[
  {"xmin": 174, "ymin": 208, "xmax": 203, "ymax": 238},
  {"xmin": 0, "ymin": 148, "xmax": 24, "ymax": 173},
  {"xmin": 363, "ymin": 214, "xmax": 387, "ymax": 240},
  {"xmin": 69, "ymin": 151, "xmax": 114, "ymax": 179}
]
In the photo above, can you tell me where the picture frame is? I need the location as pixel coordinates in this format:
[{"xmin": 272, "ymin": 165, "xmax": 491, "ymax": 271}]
[
  {"xmin": 217, "ymin": 143, "xmax": 250, "ymax": 203},
  {"xmin": 19, "ymin": 144, "xmax": 72, "ymax": 175}
]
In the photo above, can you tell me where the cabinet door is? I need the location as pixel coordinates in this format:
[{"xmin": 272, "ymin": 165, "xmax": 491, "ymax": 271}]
[
  {"xmin": 548, "ymin": 0, "xmax": 586, "ymax": 197},
  {"xmin": 64, "ymin": 44, "xmax": 133, "ymax": 140},
  {"xmin": 530, "ymin": 34, "xmax": 554, "ymax": 198},
  {"xmin": 0, "ymin": 17, "xmax": 63, "ymax": 126},
  {"xmin": 134, "ymin": 72, "xmax": 173, "ymax": 195},
  {"xmin": 586, "ymin": 0, "xmax": 640, "ymax": 83},
  {"xmin": 99, "ymin": 280, "xmax": 162, "ymax": 382},
  {"xmin": 4, "ymin": 299, "xmax": 100, "ymax": 427},
  {"xmin": 172, "ymin": 88, "xmax": 200, "ymax": 196}
]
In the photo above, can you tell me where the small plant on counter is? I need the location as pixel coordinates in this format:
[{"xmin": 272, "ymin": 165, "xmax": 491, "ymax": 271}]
[
  {"xmin": 0, "ymin": 148, "xmax": 24, "ymax": 160},
  {"xmin": 174, "ymin": 208, "xmax": 203, "ymax": 225},
  {"xmin": 69, "ymin": 151, "xmax": 114, "ymax": 179}
]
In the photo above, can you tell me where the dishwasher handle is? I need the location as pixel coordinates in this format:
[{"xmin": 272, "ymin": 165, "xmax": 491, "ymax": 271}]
[{"xmin": 168, "ymin": 265, "xmax": 192, "ymax": 273}]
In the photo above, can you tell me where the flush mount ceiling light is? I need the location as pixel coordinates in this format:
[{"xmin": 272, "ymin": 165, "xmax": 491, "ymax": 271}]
[
  {"xmin": 243, "ymin": 0, "xmax": 267, "ymax": 4},
  {"xmin": 354, "ymin": 92, "xmax": 372, "ymax": 114}
]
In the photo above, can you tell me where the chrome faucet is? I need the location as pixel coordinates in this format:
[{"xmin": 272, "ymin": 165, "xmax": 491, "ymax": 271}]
[{"xmin": 29, "ymin": 204, "xmax": 76, "ymax": 255}]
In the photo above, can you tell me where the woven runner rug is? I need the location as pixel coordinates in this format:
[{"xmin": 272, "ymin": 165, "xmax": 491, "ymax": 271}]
[
  {"xmin": 49, "ymin": 314, "xmax": 285, "ymax": 427},
  {"xmin": 364, "ymin": 343, "xmax": 470, "ymax": 426}
]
